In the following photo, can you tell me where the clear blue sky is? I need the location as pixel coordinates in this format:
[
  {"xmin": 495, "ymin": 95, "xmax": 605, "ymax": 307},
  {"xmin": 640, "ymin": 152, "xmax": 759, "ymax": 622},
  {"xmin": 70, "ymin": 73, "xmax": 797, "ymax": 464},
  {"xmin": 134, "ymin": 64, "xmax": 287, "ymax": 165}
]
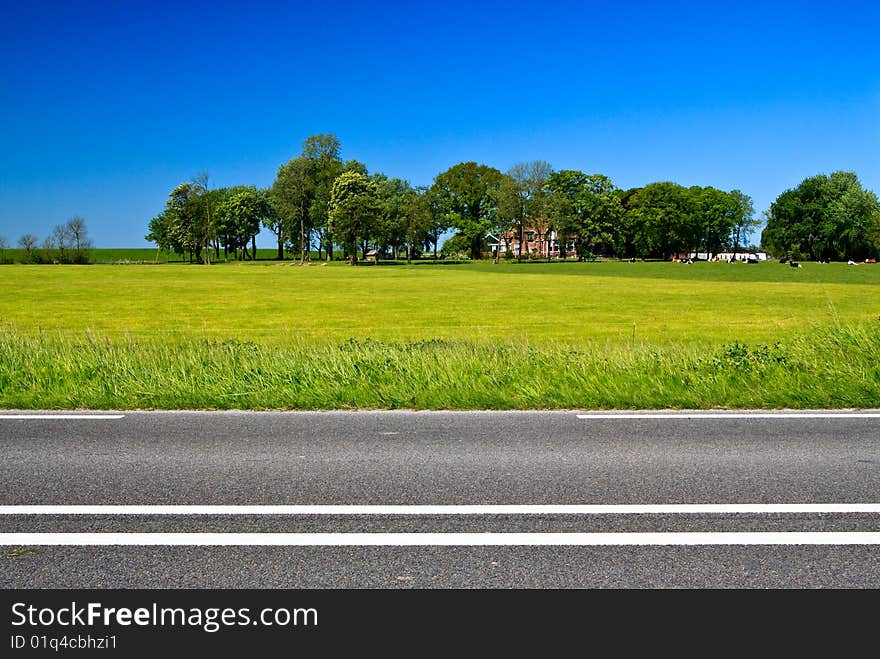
[{"xmin": 1, "ymin": 0, "xmax": 878, "ymax": 247}]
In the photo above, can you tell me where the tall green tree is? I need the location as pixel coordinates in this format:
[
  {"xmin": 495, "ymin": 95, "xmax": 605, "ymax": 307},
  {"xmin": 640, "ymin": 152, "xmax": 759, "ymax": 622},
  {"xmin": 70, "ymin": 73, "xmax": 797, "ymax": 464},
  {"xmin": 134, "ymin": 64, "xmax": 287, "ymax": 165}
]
[
  {"xmin": 145, "ymin": 211, "xmax": 175, "ymax": 261},
  {"xmin": 868, "ymin": 213, "xmax": 880, "ymax": 256},
  {"xmin": 190, "ymin": 173, "xmax": 214, "ymax": 264},
  {"xmin": 164, "ymin": 182, "xmax": 203, "ymax": 262},
  {"xmin": 272, "ymin": 156, "xmax": 312, "ymax": 262},
  {"xmin": 401, "ymin": 187, "xmax": 433, "ymax": 264},
  {"xmin": 149, "ymin": 176, "xmax": 216, "ymax": 264},
  {"xmin": 546, "ymin": 171, "xmax": 622, "ymax": 260},
  {"xmin": 215, "ymin": 186, "xmax": 267, "ymax": 260},
  {"xmin": 506, "ymin": 161, "xmax": 553, "ymax": 261},
  {"xmin": 271, "ymin": 134, "xmax": 344, "ymax": 263},
  {"xmin": 493, "ymin": 174, "xmax": 522, "ymax": 263},
  {"xmin": 429, "ymin": 162, "xmax": 504, "ymax": 259},
  {"xmin": 690, "ymin": 186, "xmax": 738, "ymax": 256},
  {"xmin": 328, "ymin": 171, "xmax": 380, "ymax": 266},
  {"xmin": 728, "ymin": 190, "xmax": 758, "ymax": 259},
  {"xmin": 372, "ymin": 174, "xmax": 412, "ymax": 259},
  {"xmin": 303, "ymin": 134, "xmax": 344, "ymax": 261},
  {"xmin": 625, "ymin": 182, "xmax": 699, "ymax": 259},
  {"xmin": 762, "ymin": 171, "xmax": 880, "ymax": 260},
  {"xmin": 424, "ymin": 189, "xmax": 452, "ymax": 260}
]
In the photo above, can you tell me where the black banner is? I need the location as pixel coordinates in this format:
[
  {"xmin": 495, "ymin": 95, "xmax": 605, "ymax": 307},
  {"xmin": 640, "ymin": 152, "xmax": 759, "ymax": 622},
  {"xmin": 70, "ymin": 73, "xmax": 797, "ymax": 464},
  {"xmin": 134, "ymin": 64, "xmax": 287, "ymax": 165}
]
[{"xmin": 0, "ymin": 588, "xmax": 873, "ymax": 653}]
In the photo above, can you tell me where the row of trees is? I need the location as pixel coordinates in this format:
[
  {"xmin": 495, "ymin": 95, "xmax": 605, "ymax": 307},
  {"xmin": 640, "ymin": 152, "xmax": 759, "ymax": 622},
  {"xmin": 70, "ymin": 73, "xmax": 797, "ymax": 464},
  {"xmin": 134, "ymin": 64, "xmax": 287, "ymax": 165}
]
[
  {"xmin": 146, "ymin": 135, "xmax": 446, "ymax": 266},
  {"xmin": 145, "ymin": 133, "xmax": 880, "ymax": 265},
  {"xmin": 144, "ymin": 136, "xmax": 422, "ymax": 265},
  {"xmin": 2, "ymin": 217, "xmax": 92, "ymax": 264},
  {"xmin": 425, "ymin": 162, "xmax": 761, "ymax": 262}
]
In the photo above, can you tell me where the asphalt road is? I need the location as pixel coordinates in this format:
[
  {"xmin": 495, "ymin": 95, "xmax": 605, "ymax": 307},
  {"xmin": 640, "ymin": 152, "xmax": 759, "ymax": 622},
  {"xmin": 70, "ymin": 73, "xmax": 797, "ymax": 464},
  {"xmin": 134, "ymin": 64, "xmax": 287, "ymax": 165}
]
[{"xmin": 2, "ymin": 410, "xmax": 879, "ymax": 588}]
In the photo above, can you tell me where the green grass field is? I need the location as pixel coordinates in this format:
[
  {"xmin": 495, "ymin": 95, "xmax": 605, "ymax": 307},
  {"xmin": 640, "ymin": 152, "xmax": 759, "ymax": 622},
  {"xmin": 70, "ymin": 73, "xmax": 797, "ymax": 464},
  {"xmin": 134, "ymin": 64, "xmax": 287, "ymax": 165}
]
[
  {"xmin": 1, "ymin": 260, "xmax": 878, "ymax": 409},
  {"xmin": 2, "ymin": 260, "xmax": 878, "ymax": 344}
]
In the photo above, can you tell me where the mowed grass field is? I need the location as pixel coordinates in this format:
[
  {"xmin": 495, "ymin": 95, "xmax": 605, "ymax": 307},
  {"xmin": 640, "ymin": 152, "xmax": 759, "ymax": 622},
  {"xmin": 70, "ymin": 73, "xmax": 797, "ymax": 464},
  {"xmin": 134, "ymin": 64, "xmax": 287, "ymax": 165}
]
[
  {"xmin": 1, "ymin": 260, "xmax": 879, "ymax": 409},
  {"xmin": 2, "ymin": 260, "xmax": 879, "ymax": 344}
]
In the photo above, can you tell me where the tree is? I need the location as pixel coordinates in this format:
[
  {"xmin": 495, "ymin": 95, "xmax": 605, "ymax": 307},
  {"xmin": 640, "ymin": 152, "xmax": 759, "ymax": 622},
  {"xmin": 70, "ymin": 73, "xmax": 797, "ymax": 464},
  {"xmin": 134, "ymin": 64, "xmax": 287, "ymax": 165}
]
[
  {"xmin": 0, "ymin": 236, "xmax": 8, "ymax": 263},
  {"xmin": 156, "ymin": 178, "xmax": 218, "ymax": 264},
  {"xmin": 430, "ymin": 162, "xmax": 504, "ymax": 259},
  {"xmin": 164, "ymin": 182, "xmax": 202, "ymax": 262},
  {"xmin": 439, "ymin": 234, "xmax": 471, "ymax": 259},
  {"xmin": 328, "ymin": 171, "xmax": 380, "ymax": 265},
  {"xmin": 401, "ymin": 187, "xmax": 433, "ymax": 264},
  {"xmin": 65, "ymin": 216, "xmax": 92, "ymax": 263},
  {"xmin": 215, "ymin": 186, "xmax": 267, "ymax": 260},
  {"xmin": 41, "ymin": 236, "xmax": 56, "ymax": 261},
  {"xmin": 146, "ymin": 210, "xmax": 179, "ymax": 259},
  {"xmin": 506, "ymin": 161, "xmax": 552, "ymax": 261},
  {"xmin": 272, "ymin": 156, "xmax": 312, "ymax": 262},
  {"xmin": 303, "ymin": 134, "xmax": 343, "ymax": 261},
  {"xmin": 762, "ymin": 171, "xmax": 880, "ymax": 260},
  {"xmin": 546, "ymin": 171, "xmax": 622, "ymax": 260},
  {"xmin": 868, "ymin": 213, "xmax": 880, "ymax": 255},
  {"xmin": 190, "ymin": 173, "xmax": 214, "ymax": 264},
  {"xmin": 625, "ymin": 182, "xmax": 699, "ymax": 259},
  {"xmin": 424, "ymin": 188, "xmax": 452, "ymax": 260},
  {"xmin": 270, "ymin": 134, "xmax": 348, "ymax": 263},
  {"xmin": 52, "ymin": 223, "xmax": 72, "ymax": 262},
  {"xmin": 18, "ymin": 234, "xmax": 38, "ymax": 262},
  {"xmin": 690, "ymin": 187, "xmax": 738, "ymax": 256},
  {"xmin": 372, "ymin": 174, "xmax": 412, "ymax": 260},
  {"xmin": 493, "ymin": 175, "xmax": 522, "ymax": 263},
  {"xmin": 728, "ymin": 190, "xmax": 758, "ymax": 259}
]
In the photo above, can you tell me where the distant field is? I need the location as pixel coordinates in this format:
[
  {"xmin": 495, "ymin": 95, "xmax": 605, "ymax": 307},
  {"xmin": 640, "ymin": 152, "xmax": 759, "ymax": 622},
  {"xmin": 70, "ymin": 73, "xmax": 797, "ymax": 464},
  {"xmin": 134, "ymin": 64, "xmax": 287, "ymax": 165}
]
[
  {"xmin": 1, "ymin": 260, "xmax": 878, "ymax": 345},
  {"xmin": 1, "ymin": 260, "xmax": 878, "ymax": 409},
  {"xmin": 1, "ymin": 247, "xmax": 286, "ymax": 263}
]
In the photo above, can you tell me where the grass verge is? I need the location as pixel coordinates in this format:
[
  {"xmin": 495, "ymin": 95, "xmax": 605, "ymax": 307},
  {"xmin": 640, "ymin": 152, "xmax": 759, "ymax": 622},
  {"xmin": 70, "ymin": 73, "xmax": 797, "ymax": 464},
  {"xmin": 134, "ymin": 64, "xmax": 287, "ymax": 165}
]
[{"xmin": 1, "ymin": 325, "xmax": 878, "ymax": 409}]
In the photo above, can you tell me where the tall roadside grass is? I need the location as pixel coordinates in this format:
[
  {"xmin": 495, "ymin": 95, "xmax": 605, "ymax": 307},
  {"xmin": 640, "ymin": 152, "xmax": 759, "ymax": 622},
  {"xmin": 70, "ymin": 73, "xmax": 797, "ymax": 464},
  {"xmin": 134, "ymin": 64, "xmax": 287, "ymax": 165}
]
[{"xmin": 1, "ymin": 325, "xmax": 878, "ymax": 409}]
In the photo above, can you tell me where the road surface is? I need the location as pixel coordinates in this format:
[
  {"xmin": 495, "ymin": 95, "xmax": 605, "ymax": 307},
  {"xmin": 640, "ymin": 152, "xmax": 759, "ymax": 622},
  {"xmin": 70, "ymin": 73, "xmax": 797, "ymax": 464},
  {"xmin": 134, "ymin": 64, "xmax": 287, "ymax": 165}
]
[{"xmin": 1, "ymin": 410, "xmax": 879, "ymax": 588}]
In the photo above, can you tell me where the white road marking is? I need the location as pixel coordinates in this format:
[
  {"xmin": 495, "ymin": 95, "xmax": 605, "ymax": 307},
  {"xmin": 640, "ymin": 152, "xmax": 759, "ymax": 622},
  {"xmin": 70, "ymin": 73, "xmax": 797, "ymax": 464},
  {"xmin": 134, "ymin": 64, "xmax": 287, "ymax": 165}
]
[
  {"xmin": 2, "ymin": 532, "xmax": 880, "ymax": 546},
  {"xmin": 3, "ymin": 504, "xmax": 880, "ymax": 515},
  {"xmin": 0, "ymin": 415, "xmax": 125, "ymax": 420},
  {"xmin": 576, "ymin": 413, "xmax": 880, "ymax": 419}
]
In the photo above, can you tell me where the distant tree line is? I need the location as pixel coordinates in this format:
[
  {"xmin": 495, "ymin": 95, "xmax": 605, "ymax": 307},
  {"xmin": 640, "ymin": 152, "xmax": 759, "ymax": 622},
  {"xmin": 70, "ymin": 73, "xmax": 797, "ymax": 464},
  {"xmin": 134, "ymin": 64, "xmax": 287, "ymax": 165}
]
[
  {"xmin": 142, "ymin": 134, "xmax": 880, "ymax": 265},
  {"xmin": 2, "ymin": 217, "xmax": 92, "ymax": 264},
  {"xmin": 146, "ymin": 135, "xmax": 441, "ymax": 265}
]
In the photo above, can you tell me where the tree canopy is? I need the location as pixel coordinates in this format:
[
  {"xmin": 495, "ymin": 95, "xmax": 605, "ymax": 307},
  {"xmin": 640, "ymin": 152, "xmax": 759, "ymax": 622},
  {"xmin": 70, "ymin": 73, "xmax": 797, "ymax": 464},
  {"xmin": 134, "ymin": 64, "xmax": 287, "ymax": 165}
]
[
  {"xmin": 762, "ymin": 171, "xmax": 880, "ymax": 260},
  {"xmin": 328, "ymin": 171, "xmax": 381, "ymax": 265},
  {"xmin": 137, "ymin": 134, "xmax": 880, "ymax": 265},
  {"xmin": 429, "ymin": 162, "xmax": 505, "ymax": 260}
]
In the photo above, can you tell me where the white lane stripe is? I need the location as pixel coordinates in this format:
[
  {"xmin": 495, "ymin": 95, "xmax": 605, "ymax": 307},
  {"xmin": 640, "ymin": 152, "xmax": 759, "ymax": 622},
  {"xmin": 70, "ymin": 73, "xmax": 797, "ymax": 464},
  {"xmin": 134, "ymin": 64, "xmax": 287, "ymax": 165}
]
[
  {"xmin": 0, "ymin": 415, "xmax": 124, "ymax": 420},
  {"xmin": 3, "ymin": 532, "xmax": 880, "ymax": 546},
  {"xmin": 576, "ymin": 413, "xmax": 880, "ymax": 419},
  {"xmin": 3, "ymin": 504, "xmax": 880, "ymax": 516}
]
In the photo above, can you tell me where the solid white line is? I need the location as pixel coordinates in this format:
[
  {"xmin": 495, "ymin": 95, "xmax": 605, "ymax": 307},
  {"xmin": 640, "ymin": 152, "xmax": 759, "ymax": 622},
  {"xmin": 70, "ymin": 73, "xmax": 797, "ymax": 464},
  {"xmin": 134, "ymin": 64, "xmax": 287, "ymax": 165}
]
[
  {"xmin": 3, "ymin": 504, "xmax": 880, "ymax": 516},
  {"xmin": 576, "ymin": 413, "xmax": 880, "ymax": 419},
  {"xmin": 3, "ymin": 532, "xmax": 880, "ymax": 546},
  {"xmin": 0, "ymin": 415, "xmax": 125, "ymax": 420}
]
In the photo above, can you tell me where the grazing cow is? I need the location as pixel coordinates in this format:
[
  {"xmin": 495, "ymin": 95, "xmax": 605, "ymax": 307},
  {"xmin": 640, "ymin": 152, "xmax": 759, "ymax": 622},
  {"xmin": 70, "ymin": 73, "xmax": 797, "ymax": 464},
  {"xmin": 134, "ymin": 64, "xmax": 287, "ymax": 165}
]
[{"xmin": 789, "ymin": 261, "xmax": 801, "ymax": 268}]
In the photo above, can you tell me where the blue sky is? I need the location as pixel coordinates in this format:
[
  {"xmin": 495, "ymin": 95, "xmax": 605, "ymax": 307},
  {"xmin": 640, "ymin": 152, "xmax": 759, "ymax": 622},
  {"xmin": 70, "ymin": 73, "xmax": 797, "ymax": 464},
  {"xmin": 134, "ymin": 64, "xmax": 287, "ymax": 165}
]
[{"xmin": 1, "ymin": 0, "xmax": 878, "ymax": 247}]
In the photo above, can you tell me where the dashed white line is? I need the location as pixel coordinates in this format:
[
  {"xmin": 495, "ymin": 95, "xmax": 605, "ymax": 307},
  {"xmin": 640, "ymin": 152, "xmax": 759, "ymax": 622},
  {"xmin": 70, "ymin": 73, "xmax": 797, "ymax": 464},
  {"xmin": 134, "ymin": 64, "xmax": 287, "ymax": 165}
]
[{"xmin": 3, "ymin": 532, "xmax": 880, "ymax": 546}]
